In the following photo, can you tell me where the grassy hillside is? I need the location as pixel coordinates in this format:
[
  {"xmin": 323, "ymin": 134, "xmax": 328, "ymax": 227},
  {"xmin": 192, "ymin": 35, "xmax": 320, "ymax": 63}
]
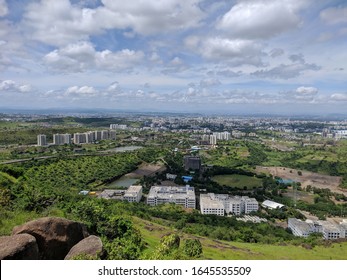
[{"xmin": 134, "ymin": 217, "xmax": 347, "ymax": 260}]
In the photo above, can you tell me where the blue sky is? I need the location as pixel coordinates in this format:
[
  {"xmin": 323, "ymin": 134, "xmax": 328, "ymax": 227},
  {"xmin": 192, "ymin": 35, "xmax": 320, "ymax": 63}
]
[{"xmin": 0, "ymin": 0, "xmax": 347, "ymax": 114}]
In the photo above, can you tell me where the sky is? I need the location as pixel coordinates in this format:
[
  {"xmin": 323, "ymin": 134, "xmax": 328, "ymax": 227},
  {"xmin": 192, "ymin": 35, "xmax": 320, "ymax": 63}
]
[{"xmin": 0, "ymin": 0, "xmax": 347, "ymax": 115}]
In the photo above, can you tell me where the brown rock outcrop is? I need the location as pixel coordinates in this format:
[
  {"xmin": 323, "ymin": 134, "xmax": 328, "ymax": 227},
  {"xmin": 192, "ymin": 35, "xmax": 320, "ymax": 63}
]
[
  {"xmin": 0, "ymin": 233, "xmax": 39, "ymax": 260},
  {"xmin": 64, "ymin": 235, "xmax": 103, "ymax": 260},
  {"xmin": 12, "ymin": 217, "xmax": 88, "ymax": 260}
]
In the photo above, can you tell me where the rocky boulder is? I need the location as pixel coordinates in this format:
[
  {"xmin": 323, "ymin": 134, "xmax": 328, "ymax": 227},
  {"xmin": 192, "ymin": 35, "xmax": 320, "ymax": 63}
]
[
  {"xmin": 12, "ymin": 217, "xmax": 89, "ymax": 260},
  {"xmin": 0, "ymin": 233, "xmax": 39, "ymax": 260},
  {"xmin": 64, "ymin": 235, "xmax": 103, "ymax": 260}
]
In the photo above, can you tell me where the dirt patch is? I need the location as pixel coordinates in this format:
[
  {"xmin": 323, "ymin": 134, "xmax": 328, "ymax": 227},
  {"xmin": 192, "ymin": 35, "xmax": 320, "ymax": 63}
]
[
  {"xmin": 125, "ymin": 163, "xmax": 166, "ymax": 178},
  {"xmin": 282, "ymin": 187, "xmax": 315, "ymax": 204},
  {"xmin": 256, "ymin": 166, "xmax": 346, "ymax": 195},
  {"xmin": 265, "ymin": 141, "xmax": 295, "ymax": 152},
  {"xmin": 143, "ymin": 222, "xmax": 166, "ymax": 232},
  {"xmin": 206, "ymin": 240, "xmax": 262, "ymax": 255}
]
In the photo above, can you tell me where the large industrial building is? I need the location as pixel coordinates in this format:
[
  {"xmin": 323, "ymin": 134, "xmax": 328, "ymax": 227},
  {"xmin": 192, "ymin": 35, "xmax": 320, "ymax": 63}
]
[
  {"xmin": 200, "ymin": 193, "xmax": 259, "ymax": 216},
  {"xmin": 288, "ymin": 218, "xmax": 347, "ymax": 239},
  {"xmin": 147, "ymin": 185, "xmax": 196, "ymax": 208}
]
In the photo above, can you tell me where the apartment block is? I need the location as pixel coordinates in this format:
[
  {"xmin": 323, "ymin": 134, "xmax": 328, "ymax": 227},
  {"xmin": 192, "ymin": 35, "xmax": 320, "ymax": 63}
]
[
  {"xmin": 37, "ymin": 134, "xmax": 47, "ymax": 146},
  {"xmin": 53, "ymin": 133, "xmax": 71, "ymax": 145}
]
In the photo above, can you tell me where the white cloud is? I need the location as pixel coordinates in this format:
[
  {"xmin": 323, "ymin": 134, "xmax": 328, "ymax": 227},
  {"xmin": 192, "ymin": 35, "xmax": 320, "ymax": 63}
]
[
  {"xmin": 98, "ymin": 0, "xmax": 205, "ymax": 35},
  {"xmin": 66, "ymin": 86, "xmax": 97, "ymax": 96},
  {"xmin": 320, "ymin": 6, "xmax": 347, "ymax": 25},
  {"xmin": 107, "ymin": 82, "xmax": 121, "ymax": 92},
  {"xmin": 0, "ymin": 0, "xmax": 8, "ymax": 17},
  {"xmin": 201, "ymin": 37, "xmax": 264, "ymax": 66},
  {"xmin": 24, "ymin": 0, "xmax": 99, "ymax": 46},
  {"xmin": 23, "ymin": 0, "xmax": 205, "ymax": 46},
  {"xmin": 200, "ymin": 78, "xmax": 221, "ymax": 87},
  {"xmin": 0, "ymin": 80, "xmax": 32, "ymax": 93},
  {"xmin": 0, "ymin": 19, "xmax": 27, "ymax": 71},
  {"xmin": 330, "ymin": 93, "xmax": 347, "ymax": 101},
  {"xmin": 95, "ymin": 49, "xmax": 144, "ymax": 71},
  {"xmin": 161, "ymin": 56, "xmax": 189, "ymax": 74},
  {"xmin": 149, "ymin": 52, "xmax": 163, "ymax": 65},
  {"xmin": 44, "ymin": 41, "xmax": 144, "ymax": 73},
  {"xmin": 296, "ymin": 86, "xmax": 318, "ymax": 95},
  {"xmin": 270, "ymin": 48, "xmax": 285, "ymax": 58},
  {"xmin": 184, "ymin": 35, "xmax": 200, "ymax": 50},
  {"xmin": 217, "ymin": 0, "xmax": 304, "ymax": 39},
  {"xmin": 252, "ymin": 61, "xmax": 320, "ymax": 80}
]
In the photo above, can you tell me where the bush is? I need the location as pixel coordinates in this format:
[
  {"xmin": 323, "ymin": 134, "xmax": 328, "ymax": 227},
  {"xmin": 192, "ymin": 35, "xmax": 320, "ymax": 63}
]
[{"xmin": 183, "ymin": 239, "xmax": 203, "ymax": 258}]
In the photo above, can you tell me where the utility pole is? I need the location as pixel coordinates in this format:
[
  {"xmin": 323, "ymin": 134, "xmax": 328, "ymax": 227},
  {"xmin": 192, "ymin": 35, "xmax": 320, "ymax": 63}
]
[{"xmin": 293, "ymin": 183, "xmax": 297, "ymax": 208}]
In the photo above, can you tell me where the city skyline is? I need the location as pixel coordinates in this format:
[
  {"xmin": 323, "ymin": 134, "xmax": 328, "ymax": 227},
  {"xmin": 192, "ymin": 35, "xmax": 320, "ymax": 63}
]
[{"xmin": 0, "ymin": 0, "xmax": 346, "ymax": 114}]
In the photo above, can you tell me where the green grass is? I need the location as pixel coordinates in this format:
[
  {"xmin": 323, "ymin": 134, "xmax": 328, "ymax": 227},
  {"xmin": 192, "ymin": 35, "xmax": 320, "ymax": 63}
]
[
  {"xmin": 134, "ymin": 217, "xmax": 347, "ymax": 260},
  {"xmin": 0, "ymin": 210, "xmax": 41, "ymax": 235},
  {"xmin": 212, "ymin": 174, "xmax": 263, "ymax": 189},
  {"xmin": 201, "ymin": 239, "xmax": 347, "ymax": 260}
]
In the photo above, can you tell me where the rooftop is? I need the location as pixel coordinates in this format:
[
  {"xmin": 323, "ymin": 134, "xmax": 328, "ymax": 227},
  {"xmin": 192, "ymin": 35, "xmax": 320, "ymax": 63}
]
[
  {"xmin": 262, "ymin": 200, "xmax": 285, "ymax": 209},
  {"xmin": 148, "ymin": 185, "xmax": 195, "ymax": 199}
]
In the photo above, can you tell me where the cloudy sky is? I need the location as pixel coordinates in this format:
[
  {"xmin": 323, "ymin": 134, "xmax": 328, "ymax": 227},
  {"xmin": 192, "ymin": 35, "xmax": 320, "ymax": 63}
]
[{"xmin": 0, "ymin": 0, "xmax": 347, "ymax": 114}]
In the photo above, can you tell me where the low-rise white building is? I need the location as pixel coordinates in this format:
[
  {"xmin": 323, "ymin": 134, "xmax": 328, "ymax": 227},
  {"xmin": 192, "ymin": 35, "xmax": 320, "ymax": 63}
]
[
  {"xmin": 147, "ymin": 185, "xmax": 196, "ymax": 208},
  {"xmin": 339, "ymin": 222, "xmax": 347, "ymax": 238},
  {"xmin": 124, "ymin": 185, "xmax": 143, "ymax": 203},
  {"xmin": 200, "ymin": 193, "xmax": 259, "ymax": 216},
  {"xmin": 288, "ymin": 218, "xmax": 347, "ymax": 239},
  {"xmin": 98, "ymin": 189, "xmax": 125, "ymax": 200},
  {"xmin": 261, "ymin": 200, "xmax": 285, "ymax": 210},
  {"xmin": 99, "ymin": 185, "xmax": 142, "ymax": 202},
  {"xmin": 244, "ymin": 197, "xmax": 259, "ymax": 214},
  {"xmin": 229, "ymin": 196, "xmax": 243, "ymax": 215},
  {"xmin": 321, "ymin": 221, "xmax": 342, "ymax": 239},
  {"xmin": 200, "ymin": 194, "xmax": 225, "ymax": 216},
  {"xmin": 288, "ymin": 218, "xmax": 314, "ymax": 237}
]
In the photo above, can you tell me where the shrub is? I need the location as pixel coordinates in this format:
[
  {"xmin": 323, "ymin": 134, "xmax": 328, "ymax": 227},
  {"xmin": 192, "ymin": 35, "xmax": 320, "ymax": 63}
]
[{"xmin": 183, "ymin": 239, "xmax": 203, "ymax": 258}]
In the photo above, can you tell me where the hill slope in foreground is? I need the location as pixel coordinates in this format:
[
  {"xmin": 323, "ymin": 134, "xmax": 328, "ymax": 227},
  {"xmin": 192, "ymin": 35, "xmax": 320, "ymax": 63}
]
[{"xmin": 134, "ymin": 217, "xmax": 347, "ymax": 260}]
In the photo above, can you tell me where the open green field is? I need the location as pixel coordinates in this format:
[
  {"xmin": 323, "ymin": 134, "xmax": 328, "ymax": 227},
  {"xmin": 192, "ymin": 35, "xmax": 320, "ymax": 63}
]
[
  {"xmin": 134, "ymin": 217, "xmax": 347, "ymax": 260},
  {"xmin": 212, "ymin": 174, "xmax": 263, "ymax": 189}
]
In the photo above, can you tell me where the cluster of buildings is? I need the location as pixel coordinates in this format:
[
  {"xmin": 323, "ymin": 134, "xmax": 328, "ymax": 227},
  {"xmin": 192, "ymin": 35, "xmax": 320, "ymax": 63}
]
[
  {"xmin": 322, "ymin": 128, "xmax": 347, "ymax": 140},
  {"xmin": 98, "ymin": 185, "xmax": 143, "ymax": 203},
  {"xmin": 37, "ymin": 129, "xmax": 116, "ymax": 146},
  {"xmin": 201, "ymin": 131, "xmax": 231, "ymax": 145},
  {"xmin": 200, "ymin": 193, "xmax": 259, "ymax": 216},
  {"xmin": 73, "ymin": 130, "xmax": 116, "ymax": 144},
  {"xmin": 199, "ymin": 131, "xmax": 257, "ymax": 145},
  {"xmin": 288, "ymin": 218, "xmax": 347, "ymax": 240},
  {"xmin": 96, "ymin": 183, "xmax": 261, "ymax": 217},
  {"xmin": 85, "ymin": 182, "xmax": 347, "ymax": 241}
]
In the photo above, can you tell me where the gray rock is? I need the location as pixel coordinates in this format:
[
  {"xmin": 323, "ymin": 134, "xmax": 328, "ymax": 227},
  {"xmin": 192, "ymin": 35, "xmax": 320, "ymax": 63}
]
[
  {"xmin": 0, "ymin": 234, "xmax": 39, "ymax": 260},
  {"xmin": 12, "ymin": 217, "xmax": 89, "ymax": 260},
  {"xmin": 64, "ymin": 235, "xmax": 103, "ymax": 260}
]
